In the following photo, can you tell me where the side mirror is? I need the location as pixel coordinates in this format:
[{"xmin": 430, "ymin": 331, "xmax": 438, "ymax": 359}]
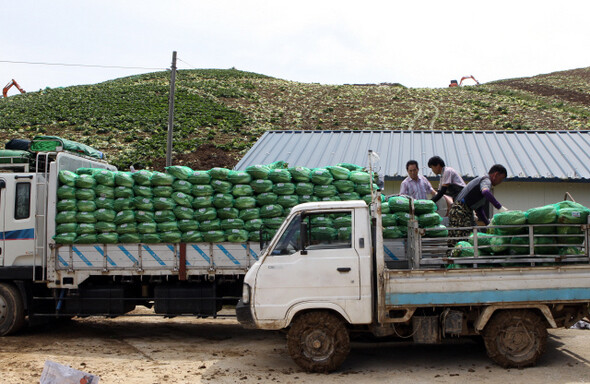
[{"xmin": 300, "ymin": 221, "xmax": 308, "ymax": 255}]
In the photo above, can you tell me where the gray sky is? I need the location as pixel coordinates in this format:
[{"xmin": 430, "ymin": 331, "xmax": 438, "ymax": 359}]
[{"xmin": 2, "ymin": 0, "xmax": 590, "ymax": 96}]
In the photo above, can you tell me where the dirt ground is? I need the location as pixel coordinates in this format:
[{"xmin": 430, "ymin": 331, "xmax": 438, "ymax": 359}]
[{"xmin": 1, "ymin": 308, "xmax": 589, "ymax": 384}]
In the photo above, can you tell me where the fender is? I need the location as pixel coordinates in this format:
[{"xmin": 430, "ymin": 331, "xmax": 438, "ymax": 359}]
[
  {"xmin": 255, "ymin": 301, "xmax": 353, "ymax": 330},
  {"xmin": 474, "ymin": 303, "xmax": 557, "ymax": 332}
]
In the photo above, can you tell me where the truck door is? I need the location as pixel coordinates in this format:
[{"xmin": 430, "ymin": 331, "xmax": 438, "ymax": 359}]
[{"xmin": 254, "ymin": 210, "xmax": 361, "ymax": 321}]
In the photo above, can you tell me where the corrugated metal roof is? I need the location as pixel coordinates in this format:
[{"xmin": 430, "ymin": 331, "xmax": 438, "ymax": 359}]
[{"xmin": 234, "ymin": 130, "xmax": 590, "ymax": 182}]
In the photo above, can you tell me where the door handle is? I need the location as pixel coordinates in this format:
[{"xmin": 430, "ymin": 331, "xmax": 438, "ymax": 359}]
[{"xmin": 337, "ymin": 267, "xmax": 351, "ymax": 273}]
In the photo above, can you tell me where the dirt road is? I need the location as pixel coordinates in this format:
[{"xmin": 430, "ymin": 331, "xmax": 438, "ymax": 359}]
[{"xmin": 1, "ymin": 309, "xmax": 589, "ymax": 383}]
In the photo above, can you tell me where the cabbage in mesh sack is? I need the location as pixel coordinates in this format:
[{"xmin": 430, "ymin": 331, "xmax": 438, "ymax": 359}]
[
  {"xmin": 117, "ymin": 223, "xmax": 137, "ymax": 234},
  {"xmin": 217, "ymin": 207, "xmax": 239, "ymax": 219},
  {"xmin": 157, "ymin": 221, "xmax": 179, "ymax": 232},
  {"xmin": 141, "ymin": 233, "xmax": 161, "ymax": 243},
  {"xmin": 114, "ymin": 198, "xmax": 133, "ymax": 211},
  {"xmin": 153, "ymin": 197, "xmax": 176, "ymax": 211},
  {"xmin": 76, "ymin": 188, "xmax": 95, "ymax": 200},
  {"xmin": 234, "ymin": 196, "xmax": 256, "ymax": 210},
  {"xmin": 75, "ymin": 174, "xmax": 96, "ymax": 188},
  {"xmin": 310, "ymin": 168, "xmax": 333, "ymax": 185},
  {"xmin": 418, "ymin": 212, "xmax": 442, "ymax": 228},
  {"xmin": 76, "ymin": 223, "xmax": 95, "ymax": 234},
  {"xmin": 383, "ymin": 226, "xmax": 404, "ymax": 239},
  {"xmin": 137, "ymin": 222, "xmax": 157, "ymax": 234},
  {"xmin": 174, "ymin": 206, "xmax": 194, "ymax": 220},
  {"xmin": 203, "ymin": 230, "xmax": 226, "ymax": 242},
  {"xmin": 221, "ymin": 218, "xmax": 245, "ymax": 230},
  {"xmin": 239, "ymin": 208, "xmax": 260, "ymax": 221},
  {"xmin": 178, "ymin": 219, "xmax": 199, "ymax": 232},
  {"xmin": 311, "ymin": 226, "xmax": 337, "ymax": 241},
  {"xmin": 76, "ymin": 211, "xmax": 97, "ymax": 224},
  {"xmin": 349, "ymin": 171, "xmax": 371, "ymax": 184},
  {"xmin": 388, "ymin": 196, "xmax": 410, "ymax": 213},
  {"xmin": 226, "ymin": 229, "xmax": 249, "ymax": 242},
  {"xmin": 209, "ymin": 167, "xmax": 231, "ymax": 180},
  {"xmin": 94, "ymin": 170, "xmax": 115, "ymax": 186},
  {"xmin": 556, "ymin": 225, "xmax": 584, "ymax": 245},
  {"xmin": 295, "ymin": 182, "xmax": 314, "ymax": 196},
  {"xmin": 57, "ymin": 199, "xmax": 76, "ymax": 212},
  {"xmin": 333, "ymin": 180, "xmax": 355, "ymax": 193},
  {"xmin": 256, "ymin": 192, "xmax": 278, "ymax": 205},
  {"xmin": 246, "ymin": 164, "xmax": 271, "ymax": 179},
  {"xmin": 95, "ymin": 197, "xmax": 114, "ymax": 210},
  {"xmin": 211, "ymin": 179, "xmax": 232, "ymax": 194},
  {"xmin": 135, "ymin": 210, "xmax": 155, "ymax": 223},
  {"xmin": 115, "ymin": 172, "xmax": 135, "ymax": 187},
  {"xmin": 339, "ymin": 192, "xmax": 360, "ymax": 201},
  {"xmin": 119, "ymin": 233, "xmax": 141, "ymax": 243},
  {"xmin": 95, "ymin": 185, "xmax": 115, "ymax": 199},
  {"xmin": 97, "ymin": 232, "xmax": 118, "ymax": 244},
  {"xmin": 277, "ymin": 195, "xmax": 299, "ymax": 208},
  {"xmin": 227, "ymin": 170, "xmax": 252, "ymax": 184},
  {"xmin": 182, "ymin": 231, "xmax": 203, "ymax": 243},
  {"xmin": 172, "ymin": 180, "xmax": 192, "ymax": 194},
  {"xmin": 115, "ymin": 186, "xmax": 134, "ymax": 198},
  {"xmin": 95, "ymin": 208, "xmax": 116, "ymax": 222},
  {"xmin": 188, "ymin": 170, "xmax": 211, "ymax": 185},
  {"xmin": 75, "ymin": 234, "xmax": 98, "ymax": 244},
  {"xmin": 245, "ymin": 219, "xmax": 263, "ymax": 232},
  {"xmin": 424, "ymin": 224, "xmax": 448, "ymax": 238},
  {"xmin": 268, "ymin": 169, "xmax": 292, "ymax": 183},
  {"xmin": 289, "ymin": 166, "xmax": 311, "ymax": 182},
  {"xmin": 133, "ymin": 197, "xmax": 153, "ymax": 211},
  {"xmin": 153, "ymin": 186, "xmax": 173, "ymax": 197},
  {"xmin": 273, "ymin": 182, "xmax": 296, "ymax": 195},
  {"xmin": 165, "ymin": 165, "xmax": 193, "ymax": 180},
  {"xmin": 382, "ymin": 214, "xmax": 397, "ymax": 227},
  {"xmin": 57, "ymin": 185, "xmax": 76, "ymax": 199},
  {"xmin": 192, "ymin": 196, "xmax": 213, "ymax": 209},
  {"xmin": 96, "ymin": 221, "xmax": 116, "ymax": 232},
  {"xmin": 171, "ymin": 192, "xmax": 193, "ymax": 207},
  {"xmin": 194, "ymin": 207, "xmax": 217, "ymax": 221},
  {"xmin": 133, "ymin": 185, "xmax": 153, "ymax": 197},
  {"xmin": 58, "ymin": 170, "xmax": 78, "ymax": 187},
  {"xmin": 132, "ymin": 170, "xmax": 153, "ymax": 186},
  {"xmin": 557, "ymin": 208, "xmax": 589, "ymax": 224},
  {"xmin": 57, "ymin": 223, "xmax": 78, "ymax": 234},
  {"xmin": 259, "ymin": 204, "xmax": 284, "ymax": 218},
  {"xmin": 54, "ymin": 232, "xmax": 77, "ymax": 244},
  {"xmin": 314, "ymin": 184, "xmax": 337, "ymax": 197},
  {"xmin": 250, "ymin": 179, "xmax": 273, "ymax": 193},
  {"xmin": 326, "ymin": 166, "xmax": 351, "ymax": 180},
  {"xmin": 213, "ymin": 193, "xmax": 234, "ymax": 208},
  {"xmin": 526, "ymin": 204, "xmax": 557, "ymax": 224},
  {"xmin": 154, "ymin": 210, "xmax": 178, "ymax": 223},
  {"xmin": 414, "ymin": 199, "xmax": 437, "ymax": 215},
  {"xmin": 336, "ymin": 163, "xmax": 364, "ymax": 171},
  {"xmin": 232, "ymin": 184, "xmax": 254, "ymax": 197},
  {"xmin": 160, "ymin": 231, "xmax": 182, "ymax": 243},
  {"xmin": 263, "ymin": 217, "xmax": 285, "ymax": 229},
  {"xmin": 192, "ymin": 184, "xmax": 214, "ymax": 197}
]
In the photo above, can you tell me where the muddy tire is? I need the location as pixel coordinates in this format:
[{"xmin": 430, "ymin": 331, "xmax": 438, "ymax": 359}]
[
  {"xmin": 0, "ymin": 283, "xmax": 25, "ymax": 336},
  {"xmin": 287, "ymin": 311, "xmax": 350, "ymax": 373},
  {"xmin": 483, "ymin": 309, "xmax": 547, "ymax": 368}
]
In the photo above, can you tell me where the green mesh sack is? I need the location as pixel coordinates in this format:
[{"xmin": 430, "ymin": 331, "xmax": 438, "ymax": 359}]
[
  {"xmin": 119, "ymin": 233, "xmax": 141, "ymax": 243},
  {"xmin": 454, "ymin": 241, "xmax": 475, "ymax": 257},
  {"xmin": 250, "ymin": 179, "xmax": 273, "ymax": 193},
  {"xmin": 239, "ymin": 208, "xmax": 260, "ymax": 221},
  {"xmin": 349, "ymin": 171, "xmax": 371, "ymax": 184},
  {"xmin": 256, "ymin": 192, "xmax": 278, "ymax": 205},
  {"xmin": 213, "ymin": 193, "xmax": 234, "ymax": 208},
  {"xmin": 157, "ymin": 221, "xmax": 179, "ymax": 232},
  {"xmin": 97, "ymin": 232, "xmax": 119, "ymax": 244},
  {"xmin": 172, "ymin": 180, "xmax": 192, "ymax": 194},
  {"xmin": 117, "ymin": 223, "xmax": 137, "ymax": 234},
  {"xmin": 95, "ymin": 197, "xmax": 114, "ymax": 210},
  {"xmin": 490, "ymin": 236, "xmax": 510, "ymax": 254},
  {"xmin": 311, "ymin": 216, "xmax": 333, "ymax": 227},
  {"xmin": 289, "ymin": 166, "xmax": 312, "ymax": 182},
  {"xmin": 209, "ymin": 167, "xmax": 231, "ymax": 180},
  {"xmin": 260, "ymin": 204, "xmax": 284, "ymax": 218},
  {"xmin": 264, "ymin": 217, "xmax": 285, "ymax": 229},
  {"xmin": 174, "ymin": 206, "xmax": 194, "ymax": 220},
  {"xmin": 268, "ymin": 169, "xmax": 292, "ymax": 183},
  {"xmin": 217, "ymin": 207, "xmax": 239, "ymax": 219},
  {"xmin": 194, "ymin": 207, "xmax": 217, "ymax": 221},
  {"xmin": 234, "ymin": 196, "xmax": 256, "ymax": 210},
  {"xmin": 557, "ymin": 208, "xmax": 589, "ymax": 224},
  {"xmin": 339, "ymin": 192, "xmax": 361, "ymax": 201},
  {"xmin": 227, "ymin": 170, "xmax": 252, "ymax": 184},
  {"xmin": 76, "ymin": 223, "xmax": 95, "ymax": 235},
  {"xmin": 203, "ymin": 230, "xmax": 226, "ymax": 242},
  {"xmin": 337, "ymin": 227, "xmax": 352, "ymax": 241},
  {"xmin": 114, "ymin": 198, "xmax": 134, "ymax": 211},
  {"xmin": 76, "ymin": 168, "xmax": 99, "ymax": 176},
  {"xmin": 132, "ymin": 170, "xmax": 153, "ymax": 186},
  {"xmin": 58, "ymin": 170, "xmax": 78, "ymax": 187},
  {"xmin": 133, "ymin": 185, "xmax": 153, "ymax": 198},
  {"xmin": 388, "ymin": 196, "xmax": 410, "ymax": 213},
  {"xmin": 382, "ymin": 214, "xmax": 397, "ymax": 227},
  {"xmin": 165, "ymin": 165, "xmax": 193, "ymax": 180},
  {"xmin": 226, "ymin": 229, "xmax": 249, "ymax": 243},
  {"xmin": 467, "ymin": 232, "xmax": 493, "ymax": 254},
  {"xmin": 75, "ymin": 211, "xmax": 96, "ymax": 224},
  {"xmin": 54, "ymin": 232, "xmax": 77, "ymax": 244},
  {"xmin": 418, "ymin": 213, "xmax": 442, "ymax": 228},
  {"xmin": 95, "ymin": 209, "xmax": 116, "ymax": 222},
  {"xmin": 277, "ymin": 195, "xmax": 299, "ymax": 208},
  {"xmin": 246, "ymin": 164, "xmax": 271, "ymax": 180},
  {"xmin": 153, "ymin": 197, "xmax": 175, "ymax": 211},
  {"xmin": 381, "ymin": 202, "xmax": 390, "ymax": 214},
  {"xmin": 221, "ymin": 218, "xmax": 245, "ymax": 230},
  {"xmin": 75, "ymin": 174, "xmax": 96, "ymax": 189},
  {"xmin": 394, "ymin": 212, "xmax": 411, "ymax": 227},
  {"xmin": 491, "ymin": 211, "xmax": 527, "ymax": 235},
  {"xmin": 57, "ymin": 185, "xmax": 76, "ymax": 199},
  {"xmin": 295, "ymin": 182, "xmax": 314, "ymax": 196},
  {"xmin": 192, "ymin": 184, "xmax": 214, "ymax": 197},
  {"xmin": 115, "ymin": 186, "xmax": 134, "ymax": 198},
  {"xmin": 245, "ymin": 219, "xmax": 263, "ymax": 232},
  {"xmin": 57, "ymin": 199, "xmax": 77, "ymax": 212},
  {"xmin": 115, "ymin": 172, "xmax": 135, "ymax": 187},
  {"xmin": 336, "ymin": 162, "xmax": 364, "ymax": 171},
  {"xmin": 96, "ymin": 221, "xmax": 116, "ymax": 233},
  {"xmin": 160, "ymin": 231, "xmax": 182, "ymax": 243},
  {"xmin": 526, "ymin": 205, "xmax": 557, "ymax": 224},
  {"xmin": 135, "ymin": 210, "xmax": 155, "ymax": 223},
  {"xmin": 361, "ymin": 195, "xmax": 373, "ymax": 205},
  {"xmin": 554, "ymin": 200, "xmax": 589, "ymax": 211},
  {"xmin": 182, "ymin": 231, "xmax": 203, "ymax": 243},
  {"xmin": 534, "ymin": 237, "xmax": 558, "ymax": 254},
  {"xmin": 178, "ymin": 219, "xmax": 199, "ymax": 232},
  {"xmin": 424, "ymin": 225, "xmax": 448, "ymax": 238},
  {"xmin": 334, "ymin": 216, "xmax": 352, "ymax": 228},
  {"xmin": 137, "ymin": 222, "xmax": 157, "ymax": 234},
  {"xmin": 311, "ymin": 226, "xmax": 337, "ymax": 241},
  {"xmin": 188, "ymin": 170, "xmax": 211, "ymax": 185},
  {"xmin": 248, "ymin": 231, "xmax": 262, "ymax": 242},
  {"xmin": 232, "ymin": 184, "xmax": 254, "ymax": 197},
  {"xmin": 76, "ymin": 188, "xmax": 95, "ymax": 201},
  {"xmin": 314, "ymin": 184, "xmax": 337, "ymax": 197},
  {"xmin": 299, "ymin": 195, "xmax": 319, "ymax": 203},
  {"xmin": 171, "ymin": 192, "xmax": 193, "ymax": 207},
  {"xmin": 141, "ymin": 233, "xmax": 161, "ymax": 243},
  {"xmin": 383, "ymin": 226, "xmax": 404, "ymax": 239},
  {"xmin": 414, "ymin": 199, "xmax": 437, "ymax": 215},
  {"xmin": 75, "ymin": 234, "xmax": 98, "ymax": 244},
  {"xmin": 556, "ymin": 225, "xmax": 584, "ymax": 245},
  {"xmin": 114, "ymin": 210, "xmax": 135, "ymax": 225},
  {"xmin": 151, "ymin": 171, "xmax": 175, "ymax": 186},
  {"xmin": 94, "ymin": 170, "xmax": 115, "ymax": 186},
  {"xmin": 273, "ymin": 182, "xmax": 296, "ymax": 195},
  {"xmin": 56, "ymin": 223, "xmax": 78, "ymax": 234},
  {"xmin": 192, "ymin": 196, "xmax": 213, "ymax": 209},
  {"xmin": 153, "ymin": 186, "xmax": 173, "ymax": 197},
  {"xmin": 310, "ymin": 168, "xmax": 333, "ymax": 185},
  {"xmin": 326, "ymin": 166, "xmax": 351, "ymax": 181},
  {"xmin": 268, "ymin": 161, "xmax": 288, "ymax": 169},
  {"xmin": 154, "ymin": 210, "xmax": 177, "ymax": 223},
  {"xmin": 559, "ymin": 246, "xmax": 584, "ymax": 256},
  {"xmin": 333, "ymin": 180, "xmax": 354, "ymax": 193},
  {"xmin": 355, "ymin": 183, "xmax": 378, "ymax": 196},
  {"xmin": 211, "ymin": 180, "xmax": 233, "ymax": 194}
]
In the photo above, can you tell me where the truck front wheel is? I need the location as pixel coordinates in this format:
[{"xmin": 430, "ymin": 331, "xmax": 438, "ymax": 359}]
[
  {"xmin": 0, "ymin": 283, "xmax": 25, "ymax": 336},
  {"xmin": 483, "ymin": 309, "xmax": 547, "ymax": 368},
  {"xmin": 287, "ymin": 311, "xmax": 350, "ymax": 373}
]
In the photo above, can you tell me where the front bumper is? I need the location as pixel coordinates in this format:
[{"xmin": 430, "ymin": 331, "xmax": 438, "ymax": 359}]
[{"xmin": 236, "ymin": 299, "xmax": 256, "ymax": 328}]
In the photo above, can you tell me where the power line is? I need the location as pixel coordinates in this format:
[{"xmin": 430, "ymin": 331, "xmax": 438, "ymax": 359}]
[{"xmin": 0, "ymin": 59, "xmax": 166, "ymax": 71}]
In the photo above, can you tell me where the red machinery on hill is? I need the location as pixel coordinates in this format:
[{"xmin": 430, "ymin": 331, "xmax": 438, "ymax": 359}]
[
  {"xmin": 449, "ymin": 75, "xmax": 480, "ymax": 87},
  {"xmin": 2, "ymin": 79, "xmax": 26, "ymax": 98}
]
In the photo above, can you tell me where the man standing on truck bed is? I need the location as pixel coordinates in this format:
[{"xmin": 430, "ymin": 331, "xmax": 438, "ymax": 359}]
[
  {"xmin": 427, "ymin": 156, "xmax": 466, "ymax": 203},
  {"xmin": 399, "ymin": 160, "xmax": 436, "ymax": 200},
  {"xmin": 447, "ymin": 164, "xmax": 508, "ymax": 247}
]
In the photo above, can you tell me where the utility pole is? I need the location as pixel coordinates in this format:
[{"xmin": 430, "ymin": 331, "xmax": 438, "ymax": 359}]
[{"xmin": 166, "ymin": 51, "xmax": 177, "ymax": 167}]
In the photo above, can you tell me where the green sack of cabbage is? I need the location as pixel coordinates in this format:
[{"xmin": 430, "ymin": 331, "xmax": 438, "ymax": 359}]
[
  {"xmin": 221, "ymin": 218, "xmax": 245, "ymax": 230},
  {"xmin": 337, "ymin": 163, "xmax": 364, "ymax": 171},
  {"xmin": 76, "ymin": 223, "xmax": 95, "ymax": 235},
  {"xmin": 273, "ymin": 182, "xmax": 296, "ymax": 195},
  {"xmin": 217, "ymin": 207, "xmax": 239, "ymax": 219},
  {"xmin": 325, "ymin": 166, "xmax": 351, "ymax": 181},
  {"xmin": 559, "ymin": 246, "xmax": 584, "ymax": 256},
  {"xmin": 174, "ymin": 206, "xmax": 194, "ymax": 220},
  {"xmin": 57, "ymin": 185, "xmax": 76, "ymax": 199},
  {"xmin": 339, "ymin": 192, "xmax": 361, "ymax": 201},
  {"xmin": 114, "ymin": 198, "xmax": 133, "ymax": 211},
  {"xmin": 382, "ymin": 214, "xmax": 397, "ymax": 227},
  {"xmin": 268, "ymin": 169, "xmax": 292, "ymax": 183},
  {"xmin": 155, "ymin": 210, "xmax": 177, "ymax": 223},
  {"xmin": 299, "ymin": 195, "xmax": 319, "ymax": 203},
  {"xmin": 192, "ymin": 184, "xmax": 214, "ymax": 197},
  {"xmin": 54, "ymin": 232, "xmax": 77, "ymax": 244},
  {"xmin": 311, "ymin": 226, "xmax": 337, "ymax": 241},
  {"xmin": 554, "ymin": 200, "xmax": 589, "ymax": 211},
  {"xmin": 75, "ymin": 174, "xmax": 96, "ymax": 188},
  {"xmin": 75, "ymin": 234, "xmax": 98, "ymax": 244},
  {"xmin": 239, "ymin": 208, "xmax": 260, "ymax": 221},
  {"xmin": 213, "ymin": 193, "xmax": 234, "ymax": 208},
  {"xmin": 95, "ymin": 208, "xmax": 116, "ymax": 222},
  {"xmin": 227, "ymin": 170, "xmax": 252, "ymax": 184},
  {"xmin": 94, "ymin": 185, "xmax": 115, "ymax": 199},
  {"xmin": 58, "ymin": 170, "xmax": 78, "ymax": 187},
  {"xmin": 115, "ymin": 186, "xmax": 134, "ymax": 198},
  {"xmin": 178, "ymin": 219, "xmax": 199, "ymax": 232},
  {"xmin": 160, "ymin": 231, "xmax": 182, "ymax": 243},
  {"xmin": 211, "ymin": 179, "xmax": 232, "ymax": 194},
  {"xmin": 310, "ymin": 216, "xmax": 333, "ymax": 227},
  {"xmin": 152, "ymin": 185, "xmax": 173, "ymax": 197},
  {"xmin": 115, "ymin": 172, "xmax": 135, "ymax": 187},
  {"xmin": 235, "ymin": 197, "xmax": 256, "ymax": 210},
  {"xmin": 467, "ymin": 232, "xmax": 493, "ymax": 254},
  {"xmin": 490, "ymin": 236, "xmax": 510, "ymax": 254},
  {"xmin": 141, "ymin": 233, "xmax": 161, "ymax": 243},
  {"xmin": 260, "ymin": 204, "xmax": 284, "ymax": 218},
  {"xmin": 533, "ymin": 225, "xmax": 556, "ymax": 234},
  {"xmin": 250, "ymin": 179, "xmax": 273, "ymax": 193},
  {"xmin": 76, "ymin": 188, "xmax": 95, "ymax": 200},
  {"xmin": 137, "ymin": 222, "xmax": 157, "ymax": 234},
  {"xmin": 424, "ymin": 224, "xmax": 448, "ymax": 238},
  {"xmin": 94, "ymin": 170, "xmax": 115, "ymax": 186},
  {"xmin": 95, "ymin": 197, "xmax": 114, "ymax": 210},
  {"xmin": 165, "ymin": 165, "xmax": 193, "ymax": 180},
  {"xmin": 158, "ymin": 221, "xmax": 179, "ymax": 232},
  {"xmin": 135, "ymin": 210, "xmax": 155, "ymax": 223},
  {"xmin": 132, "ymin": 197, "xmax": 153, "ymax": 211},
  {"xmin": 314, "ymin": 184, "xmax": 338, "ymax": 197},
  {"xmin": 97, "ymin": 232, "xmax": 118, "ymax": 244},
  {"xmin": 277, "ymin": 195, "xmax": 299, "ymax": 208},
  {"xmin": 310, "ymin": 168, "xmax": 333, "ymax": 185},
  {"xmin": 119, "ymin": 233, "xmax": 140, "ymax": 243},
  {"xmin": 393, "ymin": 212, "xmax": 411, "ymax": 227},
  {"xmin": 114, "ymin": 210, "xmax": 135, "ymax": 225},
  {"xmin": 334, "ymin": 216, "xmax": 352, "ymax": 228},
  {"xmin": 224, "ymin": 229, "xmax": 248, "ymax": 243},
  {"xmin": 349, "ymin": 171, "xmax": 370, "ymax": 184},
  {"xmin": 557, "ymin": 208, "xmax": 589, "ymax": 224},
  {"xmin": 57, "ymin": 223, "xmax": 78, "ymax": 234},
  {"xmin": 132, "ymin": 170, "xmax": 153, "ymax": 186},
  {"xmin": 256, "ymin": 192, "xmax": 278, "ymax": 205},
  {"xmin": 337, "ymin": 227, "xmax": 352, "ymax": 241},
  {"xmin": 96, "ymin": 221, "xmax": 116, "ymax": 232},
  {"xmin": 194, "ymin": 207, "xmax": 217, "ymax": 221},
  {"xmin": 381, "ymin": 202, "xmax": 390, "ymax": 214},
  {"xmin": 188, "ymin": 170, "xmax": 211, "ymax": 185},
  {"xmin": 199, "ymin": 219, "xmax": 221, "ymax": 231},
  {"xmin": 152, "ymin": 197, "xmax": 175, "ymax": 211},
  {"xmin": 333, "ymin": 180, "xmax": 355, "ymax": 193},
  {"xmin": 57, "ymin": 199, "xmax": 76, "ymax": 212},
  {"xmin": 453, "ymin": 241, "xmax": 474, "ymax": 257},
  {"xmin": 172, "ymin": 180, "xmax": 192, "ymax": 194},
  {"xmin": 556, "ymin": 225, "xmax": 584, "ymax": 244},
  {"xmin": 289, "ymin": 166, "xmax": 311, "ymax": 182},
  {"xmin": 418, "ymin": 212, "xmax": 442, "ymax": 228},
  {"xmin": 117, "ymin": 223, "xmax": 137, "ymax": 234},
  {"xmin": 209, "ymin": 167, "xmax": 230, "ymax": 180},
  {"xmin": 295, "ymin": 182, "xmax": 314, "ymax": 196},
  {"xmin": 491, "ymin": 211, "xmax": 526, "ymax": 235},
  {"xmin": 268, "ymin": 161, "xmax": 288, "ymax": 169},
  {"xmin": 182, "ymin": 231, "xmax": 203, "ymax": 243},
  {"xmin": 203, "ymin": 230, "xmax": 226, "ymax": 242},
  {"xmin": 245, "ymin": 219, "xmax": 263, "ymax": 232},
  {"xmin": 232, "ymin": 184, "xmax": 254, "ymax": 197},
  {"xmin": 246, "ymin": 164, "xmax": 271, "ymax": 180},
  {"xmin": 354, "ymin": 183, "xmax": 378, "ymax": 196},
  {"xmin": 361, "ymin": 195, "xmax": 373, "ymax": 205},
  {"xmin": 388, "ymin": 196, "xmax": 410, "ymax": 213},
  {"xmin": 526, "ymin": 205, "xmax": 557, "ymax": 224},
  {"xmin": 76, "ymin": 211, "xmax": 97, "ymax": 224},
  {"xmin": 171, "ymin": 192, "xmax": 193, "ymax": 207},
  {"xmin": 76, "ymin": 168, "xmax": 99, "ymax": 176},
  {"xmin": 414, "ymin": 199, "xmax": 437, "ymax": 215},
  {"xmin": 192, "ymin": 196, "xmax": 213, "ymax": 209},
  {"xmin": 383, "ymin": 226, "xmax": 404, "ymax": 239},
  {"xmin": 511, "ymin": 236, "xmax": 557, "ymax": 255},
  {"xmin": 134, "ymin": 185, "xmax": 153, "ymax": 197}
]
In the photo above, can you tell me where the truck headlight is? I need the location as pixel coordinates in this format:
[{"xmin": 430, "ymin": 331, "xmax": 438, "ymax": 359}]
[{"xmin": 241, "ymin": 283, "xmax": 251, "ymax": 304}]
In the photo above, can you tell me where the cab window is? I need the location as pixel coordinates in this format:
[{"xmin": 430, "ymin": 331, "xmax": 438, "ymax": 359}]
[
  {"xmin": 304, "ymin": 211, "xmax": 352, "ymax": 250},
  {"xmin": 15, "ymin": 182, "xmax": 31, "ymax": 220},
  {"xmin": 271, "ymin": 214, "xmax": 301, "ymax": 256}
]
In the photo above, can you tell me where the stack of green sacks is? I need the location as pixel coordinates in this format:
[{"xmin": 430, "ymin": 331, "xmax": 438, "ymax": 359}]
[{"xmin": 384, "ymin": 196, "xmax": 446, "ymax": 238}]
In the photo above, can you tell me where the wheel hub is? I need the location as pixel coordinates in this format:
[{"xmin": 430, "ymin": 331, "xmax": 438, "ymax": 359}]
[
  {"xmin": 0, "ymin": 295, "xmax": 7, "ymax": 321},
  {"xmin": 303, "ymin": 329, "xmax": 334, "ymax": 362},
  {"xmin": 499, "ymin": 324, "xmax": 534, "ymax": 355}
]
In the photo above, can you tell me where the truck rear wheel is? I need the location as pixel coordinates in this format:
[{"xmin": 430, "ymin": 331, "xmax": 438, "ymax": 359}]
[
  {"xmin": 287, "ymin": 311, "xmax": 350, "ymax": 373},
  {"xmin": 0, "ymin": 283, "xmax": 25, "ymax": 336},
  {"xmin": 483, "ymin": 309, "xmax": 547, "ymax": 368}
]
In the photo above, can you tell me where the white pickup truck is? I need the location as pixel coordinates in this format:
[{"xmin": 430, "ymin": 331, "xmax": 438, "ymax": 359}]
[{"xmin": 237, "ymin": 197, "xmax": 590, "ymax": 372}]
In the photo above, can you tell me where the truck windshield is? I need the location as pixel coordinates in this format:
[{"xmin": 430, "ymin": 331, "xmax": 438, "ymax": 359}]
[{"xmin": 271, "ymin": 214, "xmax": 302, "ymax": 256}]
